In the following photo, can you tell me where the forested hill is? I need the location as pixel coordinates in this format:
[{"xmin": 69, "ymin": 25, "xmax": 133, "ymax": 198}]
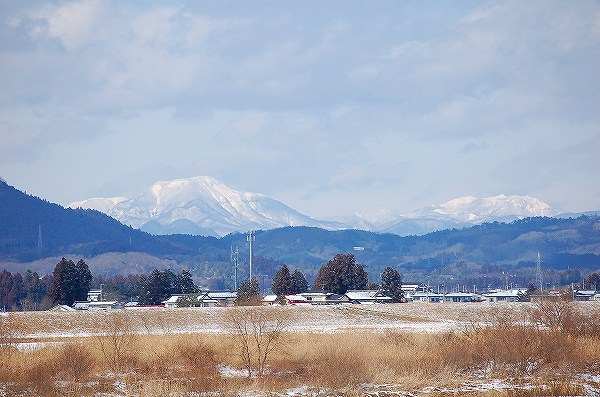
[
  {"xmin": 0, "ymin": 180, "xmax": 218, "ymax": 261},
  {"xmin": 1, "ymin": 180, "xmax": 599, "ymax": 280},
  {"xmin": 219, "ymin": 216, "xmax": 600, "ymax": 270}
]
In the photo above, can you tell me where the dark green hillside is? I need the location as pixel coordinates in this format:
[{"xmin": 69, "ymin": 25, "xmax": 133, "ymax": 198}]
[{"xmin": 0, "ymin": 180, "xmax": 207, "ymax": 260}]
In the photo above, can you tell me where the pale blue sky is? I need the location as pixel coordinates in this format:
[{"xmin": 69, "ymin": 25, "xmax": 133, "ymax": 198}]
[{"xmin": 1, "ymin": 1, "xmax": 599, "ymax": 218}]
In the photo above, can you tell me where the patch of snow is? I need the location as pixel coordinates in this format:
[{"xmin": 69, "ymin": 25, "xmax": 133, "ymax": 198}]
[{"xmin": 217, "ymin": 365, "xmax": 250, "ymax": 378}]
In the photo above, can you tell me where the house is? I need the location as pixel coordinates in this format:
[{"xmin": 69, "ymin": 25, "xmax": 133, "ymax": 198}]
[
  {"xmin": 411, "ymin": 292, "xmax": 444, "ymax": 303},
  {"xmin": 74, "ymin": 301, "xmax": 119, "ymax": 310},
  {"xmin": 163, "ymin": 293, "xmax": 219, "ymax": 308},
  {"xmin": 299, "ymin": 290, "xmax": 330, "ymax": 304},
  {"xmin": 163, "ymin": 294, "xmax": 184, "ymax": 308},
  {"xmin": 206, "ymin": 291, "xmax": 237, "ymax": 307},
  {"xmin": 444, "ymin": 292, "xmax": 475, "ymax": 303},
  {"xmin": 573, "ymin": 290, "xmax": 597, "ymax": 301},
  {"xmin": 344, "ymin": 290, "xmax": 393, "ymax": 304},
  {"xmin": 325, "ymin": 294, "xmax": 351, "ymax": 304},
  {"xmin": 88, "ymin": 301, "xmax": 119, "ymax": 310},
  {"xmin": 262, "ymin": 294, "xmax": 279, "ymax": 305},
  {"xmin": 484, "ymin": 290, "xmax": 519, "ymax": 302},
  {"xmin": 402, "ymin": 283, "xmax": 430, "ymax": 301},
  {"xmin": 284, "ymin": 294, "xmax": 311, "ymax": 305}
]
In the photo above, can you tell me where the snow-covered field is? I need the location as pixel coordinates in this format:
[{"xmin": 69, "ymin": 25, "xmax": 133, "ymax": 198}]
[{"xmin": 12, "ymin": 301, "xmax": 540, "ymax": 340}]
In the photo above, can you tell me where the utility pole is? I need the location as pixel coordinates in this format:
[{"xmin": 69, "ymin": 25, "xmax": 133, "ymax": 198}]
[
  {"xmin": 230, "ymin": 246, "xmax": 239, "ymax": 290},
  {"xmin": 246, "ymin": 230, "xmax": 255, "ymax": 281},
  {"xmin": 535, "ymin": 252, "xmax": 543, "ymax": 294}
]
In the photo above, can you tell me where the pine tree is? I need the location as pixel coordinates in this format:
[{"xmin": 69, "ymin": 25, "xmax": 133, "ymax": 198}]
[
  {"xmin": 177, "ymin": 269, "xmax": 198, "ymax": 294},
  {"xmin": 353, "ymin": 264, "xmax": 369, "ymax": 290},
  {"xmin": 381, "ymin": 267, "xmax": 404, "ymax": 302},
  {"xmin": 48, "ymin": 258, "xmax": 79, "ymax": 306},
  {"xmin": 236, "ymin": 277, "xmax": 260, "ymax": 305},
  {"xmin": 0, "ymin": 270, "xmax": 24, "ymax": 310},
  {"xmin": 23, "ymin": 270, "xmax": 47, "ymax": 310},
  {"xmin": 291, "ymin": 269, "xmax": 308, "ymax": 294},
  {"xmin": 272, "ymin": 265, "xmax": 293, "ymax": 295},
  {"xmin": 313, "ymin": 254, "xmax": 369, "ymax": 294},
  {"xmin": 75, "ymin": 259, "xmax": 92, "ymax": 302}
]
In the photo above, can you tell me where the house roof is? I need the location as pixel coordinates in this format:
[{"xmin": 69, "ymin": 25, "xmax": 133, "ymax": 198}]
[
  {"xmin": 262, "ymin": 294, "xmax": 278, "ymax": 302},
  {"xmin": 207, "ymin": 291, "xmax": 237, "ymax": 299},
  {"xmin": 444, "ymin": 292, "xmax": 474, "ymax": 297},
  {"xmin": 345, "ymin": 290, "xmax": 392, "ymax": 301},
  {"xmin": 162, "ymin": 295, "xmax": 184, "ymax": 304},
  {"xmin": 300, "ymin": 291, "xmax": 329, "ymax": 297},
  {"xmin": 285, "ymin": 294, "xmax": 309, "ymax": 302},
  {"xmin": 485, "ymin": 291, "xmax": 519, "ymax": 297},
  {"xmin": 575, "ymin": 290, "xmax": 597, "ymax": 296},
  {"xmin": 412, "ymin": 292, "xmax": 444, "ymax": 298},
  {"xmin": 48, "ymin": 304, "xmax": 75, "ymax": 312},
  {"xmin": 88, "ymin": 301, "xmax": 118, "ymax": 306},
  {"xmin": 326, "ymin": 294, "xmax": 347, "ymax": 301}
]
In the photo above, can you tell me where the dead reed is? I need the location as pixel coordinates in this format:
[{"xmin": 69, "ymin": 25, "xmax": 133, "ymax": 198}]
[{"xmin": 0, "ymin": 302, "xmax": 598, "ymax": 396}]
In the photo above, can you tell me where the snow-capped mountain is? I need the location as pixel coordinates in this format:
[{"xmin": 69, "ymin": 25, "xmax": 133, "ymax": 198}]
[
  {"xmin": 70, "ymin": 176, "xmax": 566, "ymax": 237},
  {"xmin": 425, "ymin": 194, "xmax": 562, "ymax": 222},
  {"xmin": 332, "ymin": 195, "xmax": 565, "ymax": 236},
  {"xmin": 69, "ymin": 176, "xmax": 342, "ymax": 236},
  {"xmin": 377, "ymin": 194, "xmax": 565, "ymax": 235}
]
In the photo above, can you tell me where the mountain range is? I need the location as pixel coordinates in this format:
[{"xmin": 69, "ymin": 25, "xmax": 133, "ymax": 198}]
[
  {"xmin": 2, "ymin": 178, "xmax": 599, "ymax": 289},
  {"xmin": 69, "ymin": 176, "xmax": 566, "ymax": 237}
]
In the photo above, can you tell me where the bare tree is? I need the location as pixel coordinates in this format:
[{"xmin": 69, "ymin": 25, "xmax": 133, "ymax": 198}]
[
  {"xmin": 531, "ymin": 294, "xmax": 575, "ymax": 332},
  {"xmin": 223, "ymin": 307, "xmax": 291, "ymax": 377},
  {"xmin": 95, "ymin": 311, "xmax": 136, "ymax": 371}
]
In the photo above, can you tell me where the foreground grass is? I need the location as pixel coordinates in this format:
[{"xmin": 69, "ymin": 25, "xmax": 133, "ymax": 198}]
[{"xmin": 1, "ymin": 302, "xmax": 599, "ymax": 396}]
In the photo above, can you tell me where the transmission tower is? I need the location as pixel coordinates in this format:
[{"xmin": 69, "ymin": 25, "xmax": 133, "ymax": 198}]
[
  {"xmin": 246, "ymin": 230, "xmax": 255, "ymax": 281},
  {"xmin": 535, "ymin": 252, "xmax": 543, "ymax": 293},
  {"xmin": 230, "ymin": 246, "xmax": 239, "ymax": 290},
  {"xmin": 37, "ymin": 225, "xmax": 43, "ymax": 249}
]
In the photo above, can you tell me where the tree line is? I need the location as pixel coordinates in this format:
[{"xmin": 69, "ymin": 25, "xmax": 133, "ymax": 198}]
[
  {"xmin": 0, "ymin": 258, "xmax": 201, "ymax": 311},
  {"xmin": 236, "ymin": 253, "xmax": 405, "ymax": 304}
]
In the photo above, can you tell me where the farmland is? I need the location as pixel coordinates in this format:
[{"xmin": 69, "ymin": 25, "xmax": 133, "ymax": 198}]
[{"xmin": 2, "ymin": 302, "xmax": 600, "ymax": 396}]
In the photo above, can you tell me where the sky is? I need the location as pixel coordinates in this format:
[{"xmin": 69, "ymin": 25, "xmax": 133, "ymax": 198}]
[{"xmin": 1, "ymin": 0, "xmax": 599, "ymax": 219}]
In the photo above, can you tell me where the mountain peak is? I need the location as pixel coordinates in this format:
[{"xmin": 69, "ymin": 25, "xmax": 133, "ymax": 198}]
[
  {"xmin": 69, "ymin": 176, "xmax": 567, "ymax": 237},
  {"xmin": 429, "ymin": 194, "xmax": 562, "ymax": 222},
  {"xmin": 69, "ymin": 176, "xmax": 337, "ymax": 236}
]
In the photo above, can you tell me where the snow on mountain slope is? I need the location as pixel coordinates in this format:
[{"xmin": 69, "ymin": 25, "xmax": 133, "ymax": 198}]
[
  {"xmin": 425, "ymin": 194, "xmax": 563, "ymax": 222},
  {"xmin": 378, "ymin": 195, "xmax": 565, "ymax": 236},
  {"xmin": 69, "ymin": 176, "xmax": 341, "ymax": 236},
  {"xmin": 70, "ymin": 177, "xmax": 566, "ymax": 237},
  {"xmin": 69, "ymin": 196, "xmax": 128, "ymax": 214}
]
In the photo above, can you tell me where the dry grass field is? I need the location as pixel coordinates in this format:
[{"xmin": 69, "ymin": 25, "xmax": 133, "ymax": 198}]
[{"xmin": 1, "ymin": 301, "xmax": 599, "ymax": 396}]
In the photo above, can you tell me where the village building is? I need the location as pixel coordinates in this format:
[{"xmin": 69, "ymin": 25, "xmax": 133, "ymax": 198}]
[
  {"xmin": 344, "ymin": 290, "xmax": 393, "ymax": 304},
  {"xmin": 412, "ymin": 292, "xmax": 444, "ymax": 303},
  {"xmin": 73, "ymin": 300, "xmax": 119, "ymax": 310},
  {"xmin": 444, "ymin": 292, "xmax": 476, "ymax": 303},
  {"xmin": 206, "ymin": 291, "xmax": 237, "ymax": 307},
  {"xmin": 484, "ymin": 290, "xmax": 519, "ymax": 302},
  {"xmin": 573, "ymin": 289, "xmax": 598, "ymax": 301}
]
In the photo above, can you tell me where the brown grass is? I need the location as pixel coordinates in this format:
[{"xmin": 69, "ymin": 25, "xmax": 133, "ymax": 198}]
[{"xmin": 1, "ymin": 303, "xmax": 599, "ymax": 396}]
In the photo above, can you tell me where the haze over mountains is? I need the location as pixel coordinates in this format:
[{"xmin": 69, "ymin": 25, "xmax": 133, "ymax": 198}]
[{"xmin": 69, "ymin": 176, "xmax": 566, "ymax": 237}]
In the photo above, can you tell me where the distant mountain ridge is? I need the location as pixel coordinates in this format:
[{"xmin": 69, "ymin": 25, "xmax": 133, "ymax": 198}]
[
  {"xmin": 69, "ymin": 176, "xmax": 342, "ymax": 236},
  {"xmin": 2, "ymin": 179, "xmax": 599, "ymax": 285},
  {"xmin": 69, "ymin": 176, "xmax": 569, "ymax": 236}
]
